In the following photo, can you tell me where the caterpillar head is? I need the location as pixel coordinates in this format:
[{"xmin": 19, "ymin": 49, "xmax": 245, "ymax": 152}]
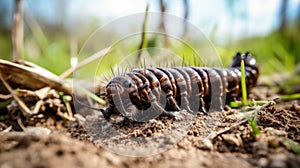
[
  {"xmin": 230, "ymin": 52, "xmax": 258, "ymax": 71},
  {"xmin": 106, "ymin": 76, "xmax": 137, "ymax": 102},
  {"xmin": 106, "ymin": 76, "xmax": 156, "ymax": 121}
]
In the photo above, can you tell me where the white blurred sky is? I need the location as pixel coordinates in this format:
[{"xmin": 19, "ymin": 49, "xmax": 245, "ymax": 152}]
[
  {"xmin": 64, "ymin": 0, "xmax": 299, "ymax": 37},
  {"xmin": 11, "ymin": 0, "xmax": 300, "ymax": 40}
]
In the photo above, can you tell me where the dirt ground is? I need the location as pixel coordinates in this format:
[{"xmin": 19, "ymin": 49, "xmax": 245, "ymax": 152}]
[{"xmin": 0, "ymin": 86, "xmax": 300, "ymax": 168}]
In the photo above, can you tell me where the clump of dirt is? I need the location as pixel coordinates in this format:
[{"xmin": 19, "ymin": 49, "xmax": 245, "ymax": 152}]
[
  {"xmin": 0, "ymin": 133, "xmax": 108, "ymax": 168},
  {"xmin": 258, "ymin": 102, "xmax": 300, "ymax": 142}
]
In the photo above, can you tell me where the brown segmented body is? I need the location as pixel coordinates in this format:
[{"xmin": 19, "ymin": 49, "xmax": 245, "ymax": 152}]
[
  {"xmin": 103, "ymin": 52, "xmax": 259, "ymax": 121},
  {"xmin": 192, "ymin": 67, "xmax": 209, "ymax": 97}
]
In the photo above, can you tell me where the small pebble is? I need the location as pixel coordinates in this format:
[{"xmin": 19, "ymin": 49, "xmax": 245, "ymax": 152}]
[
  {"xmin": 291, "ymin": 103, "xmax": 300, "ymax": 115},
  {"xmin": 221, "ymin": 134, "xmax": 243, "ymax": 147},
  {"xmin": 25, "ymin": 127, "xmax": 51, "ymax": 135},
  {"xmin": 258, "ymin": 157, "xmax": 268, "ymax": 167},
  {"xmin": 267, "ymin": 153, "xmax": 287, "ymax": 168}
]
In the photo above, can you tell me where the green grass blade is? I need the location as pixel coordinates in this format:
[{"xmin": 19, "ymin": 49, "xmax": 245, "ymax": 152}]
[
  {"xmin": 72, "ymin": 83, "xmax": 106, "ymax": 105},
  {"xmin": 251, "ymin": 107, "xmax": 260, "ymax": 136},
  {"xmin": 280, "ymin": 93, "xmax": 300, "ymax": 101},
  {"xmin": 241, "ymin": 60, "xmax": 247, "ymax": 106},
  {"xmin": 229, "ymin": 100, "xmax": 269, "ymax": 108},
  {"xmin": 0, "ymin": 98, "xmax": 13, "ymax": 109},
  {"xmin": 283, "ymin": 138, "xmax": 300, "ymax": 155}
]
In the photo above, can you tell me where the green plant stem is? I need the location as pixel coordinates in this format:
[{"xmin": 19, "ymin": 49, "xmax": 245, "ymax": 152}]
[
  {"xmin": 72, "ymin": 83, "xmax": 106, "ymax": 105},
  {"xmin": 241, "ymin": 60, "xmax": 247, "ymax": 105},
  {"xmin": 280, "ymin": 93, "xmax": 300, "ymax": 101},
  {"xmin": 229, "ymin": 100, "xmax": 269, "ymax": 108},
  {"xmin": 248, "ymin": 107, "xmax": 261, "ymax": 137},
  {"xmin": 0, "ymin": 98, "xmax": 13, "ymax": 109},
  {"xmin": 282, "ymin": 137, "xmax": 300, "ymax": 155}
]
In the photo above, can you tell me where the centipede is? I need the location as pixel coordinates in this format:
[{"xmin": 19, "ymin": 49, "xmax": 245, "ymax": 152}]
[{"xmin": 102, "ymin": 52, "xmax": 259, "ymax": 122}]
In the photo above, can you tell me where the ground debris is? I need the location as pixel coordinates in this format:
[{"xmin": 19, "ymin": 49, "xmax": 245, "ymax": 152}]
[
  {"xmin": 0, "ymin": 83, "xmax": 300, "ymax": 167},
  {"xmin": 0, "ymin": 59, "xmax": 71, "ymax": 94},
  {"xmin": 1, "ymin": 86, "xmax": 75, "ymax": 131}
]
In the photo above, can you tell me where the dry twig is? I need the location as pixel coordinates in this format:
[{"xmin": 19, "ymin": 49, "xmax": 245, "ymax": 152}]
[
  {"xmin": 0, "ymin": 94, "xmax": 12, "ymax": 99},
  {"xmin": 0, "ymin": 59, "xmax": 72, "ymax": 94},
  {"xmin": 135, "ymin": 4, "xmax": 149, "ymax": 65},
  {"xmin": 59, "ymin": 47, "xmax": 112, "ymax": 79},
  {"xmin": 182, "ymin": 0, "xmax": 189, "ymax": 37},
  {"xmin": 159, "ymin": 0, "xmax": 168, "ymax": 47},
  {"xmin": 17, "ymin": 117, "xmax": 26, "ymax": 131},
  {"xmin": 0, "ymin": 74, "xmax": 32, "ymax": 116},
  {"xmin": 57, "ymin": 108, "xmax": 75, "ymax": 121},
  {"xmin": 12, "ymin": 0, "xmax": 24, "ymax": 61},
  {"xmin": 0, "ymin": 126, "xmax": 12, "ymax": 134}
]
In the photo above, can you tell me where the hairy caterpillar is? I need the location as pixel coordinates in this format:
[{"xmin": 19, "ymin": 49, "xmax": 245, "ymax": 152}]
[{"xmin": 102, "ymin": 52, "xmax": 259, "ymax": 121}]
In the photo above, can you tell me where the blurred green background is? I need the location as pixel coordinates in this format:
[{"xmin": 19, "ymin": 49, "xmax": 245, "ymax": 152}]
[{"xmin": 0, "ymin": 0, "xmax": 299, "ymax": 79}]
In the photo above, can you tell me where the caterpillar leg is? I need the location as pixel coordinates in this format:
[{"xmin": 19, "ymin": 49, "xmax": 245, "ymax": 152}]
[
  {"xmin": 166, "ymin": 96, "xmax": 181, "ymax": 111},
  {"xmin": 102, "ymin": 105, "xmax": 117, "ymax": 120},
  {"xmin": 150, "ymin": 100, "xmax": 175, "ymax": 118},
  {"xmin": 111, "ymin": 91, "xmax": 171, "ymax": 122},
  {"xmin": 209, "ymin": 96, "xmax": 224, "ymax": 111},
  {"xmin": 133, "ymin": 100, "xmax": 173, "ymax": 122},
  {"xmin": 199, "ymin": 98, "xmax": 208, "ymax": 114},
  {"xmin": 183, "ymin": 105, "xmax": 197, "ymax": 114},
  {"xmin": 142, "ymin": 92, "xmax": 174, "ymax": 120},
  {"xmin": 179, "ymin": 87, "xmax": 197, "ymax": 114}
]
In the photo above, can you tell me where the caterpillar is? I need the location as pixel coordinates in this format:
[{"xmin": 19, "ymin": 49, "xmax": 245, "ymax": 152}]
[{"xmin": 102, "ymin": 52, "xmax": 259, "ymax": 122}]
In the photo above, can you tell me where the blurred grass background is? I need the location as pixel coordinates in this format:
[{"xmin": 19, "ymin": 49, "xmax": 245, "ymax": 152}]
[{"xmin": 0, "ymin": 0, "xmax": 299, "ymax": 83}]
